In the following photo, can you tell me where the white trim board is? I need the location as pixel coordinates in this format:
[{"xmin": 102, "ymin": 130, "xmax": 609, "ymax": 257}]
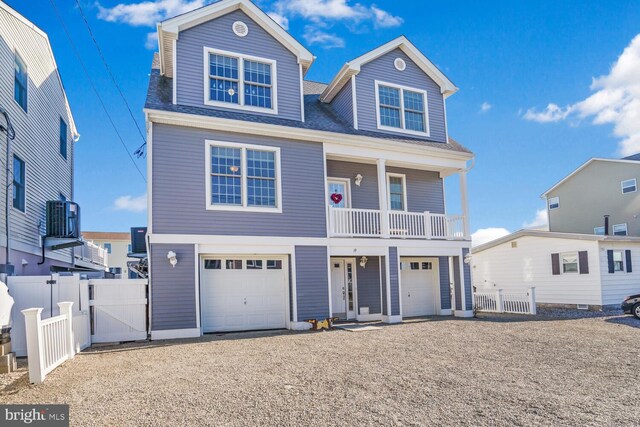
[{"xmin": 151, "ymin": 328, "xmax": 201, "ymax": 340}]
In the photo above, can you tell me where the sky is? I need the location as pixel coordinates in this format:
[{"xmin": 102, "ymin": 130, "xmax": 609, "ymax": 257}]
[{"xmin": 6, "ymin": 0, "xmax": 640, "ymax": 242}]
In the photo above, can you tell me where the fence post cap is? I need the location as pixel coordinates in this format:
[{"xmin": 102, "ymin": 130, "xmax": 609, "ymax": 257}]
[
  {"xmin": 57, "ymin": 301, "xmax": 74, "ymax": 309},
  {"xmin": 21, "ymin": 307, "xmax": 43, "ymax": 316}
]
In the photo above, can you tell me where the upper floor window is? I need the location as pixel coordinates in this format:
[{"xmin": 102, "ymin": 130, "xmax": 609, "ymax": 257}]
[
  {"xmin": 548, "ymin": 197, "xmax": 559, "ymax": 210},
  {"xmin": 205, "ymin": 48, "xmax": 277, "ymax": 114},
  {"xmin": 206, "ymin": 140, "xmax": 281, "ymax": 212},
  {"xmin": 14, "ymin": 53, "xmax": 27, "ymax": 112},
  {"xmin": 59, "ymin": 118, "xmax": 68, "ymax": 160},
  {"xmin": 387, "ymin": 173, "xmax": 407, "ymax": 211},
  {"xmin": 613, "ymin": 223, "xmax": 628, "ymax": 236},
  {"xmin": 375, "ymin": 81, "xmax": 428, "ymax": 136},
  {"xmin": 103, "ymin": 243, "xmax": 112, "ymax": 254},
  {"xmin": 12, "ymin": 155, "xmax": 25, "ymax": 212},
  {"xmin": 594, "ymin": 226, "xmax": 605, "ymax": 235},
  {"xmin": 621, "ymin": 178, "xmax": 636, "ymax": 194}
]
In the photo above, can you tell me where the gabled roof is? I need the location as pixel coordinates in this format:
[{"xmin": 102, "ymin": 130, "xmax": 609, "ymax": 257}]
[
  {"xmin": 320, "ymin": 36, "xmax": 458, "ymax": 103},
  {"xmin": 157, "ymin": 0, "xmax": 314, "ymax": 78},
  {"xmin": 472, "ymin": 229, "xmax": 640, "ymax": 254},
  {"xmin": 541, "ymin": 158, "xmax": 640, "ymax": 198},
  {"xmin": 0, "ymin": 1, "xmax": 79, "ymax": 139}
]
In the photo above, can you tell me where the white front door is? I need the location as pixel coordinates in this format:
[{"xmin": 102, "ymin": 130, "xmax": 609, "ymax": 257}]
[
  {"xmin": 330, "ymin": 259, "xmax": 356, "ymax": 319},
  {"xmin": 327, "ymin": 179, "xmax": 350, "ymax": 208},
  {"xmin": 200, "ymin": 257, "xmax": 288, "ymax": 332},
  {"xmin": 401, "ymin": 258, "xmax": 439, "ymax": 317}
]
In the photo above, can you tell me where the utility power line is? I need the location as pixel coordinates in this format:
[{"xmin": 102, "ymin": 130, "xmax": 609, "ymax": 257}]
[
  {"xmin": 47, "ymin": 0, "xmax": 146, "ymax": 182},
  {"xmin": 73, "ymin": 0, "xmax": 147, "ymax": 157}
]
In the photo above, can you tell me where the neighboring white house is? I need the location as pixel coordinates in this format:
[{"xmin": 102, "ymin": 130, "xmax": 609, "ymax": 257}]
[
  {"xmin": 82, "ymin": 232, "xmax": 136, "ymax": 278},
  {"xmin": 471, "ymin": 230, "xmax": 640, "ymax": 310}
]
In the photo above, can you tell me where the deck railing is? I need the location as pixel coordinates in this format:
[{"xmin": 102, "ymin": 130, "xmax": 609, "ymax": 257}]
[
  {"xmin": 329, "ymin": 207, "xmax": 467, "ymax": 240},
  {"xmin": 74, "ymin": 240, "xmax": 108, "ymax": 268},
  {"xmin": 474, "ymin": 288, "xmax": 537, "ymax": 315}
]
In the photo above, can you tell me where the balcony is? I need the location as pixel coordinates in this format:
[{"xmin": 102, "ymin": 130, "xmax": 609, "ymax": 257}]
[
  {"xmin": 328, "ymin": 207, "xmax": 467, "ymax": 240},
  {"xmin": 74, "ymin": 241, "xmax": 109, "ymax": 269}
]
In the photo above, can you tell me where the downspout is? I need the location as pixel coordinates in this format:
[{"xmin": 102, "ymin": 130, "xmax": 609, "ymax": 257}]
[{"xmin": 0, "ymin": 108, "xmax": 15, "ymax": 273}]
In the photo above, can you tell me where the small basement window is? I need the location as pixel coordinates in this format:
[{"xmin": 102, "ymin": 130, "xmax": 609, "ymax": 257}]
[
  {"xmin": 613, "ymin": 223, "xmax": 628, "ymax": 236},
  {"xmin": 548, "ymin": 197, "xmax": 559, "ymax": 210},
  {"xmin": 621, "ymin": 179, "xmax": 637, "ymax": 194}
]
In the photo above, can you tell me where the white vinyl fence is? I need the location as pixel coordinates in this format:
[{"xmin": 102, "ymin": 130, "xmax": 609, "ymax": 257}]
[
  {"xmin": 22, "ymin": 302, "xmax": 75, "ymax": 384},
  {"xmin": 90, "ymin": 279, "xmax": 148, "ymax": 343},
  {"xmin": 474, "ymin": 287, "xmax": 537, "ymax": 315}
]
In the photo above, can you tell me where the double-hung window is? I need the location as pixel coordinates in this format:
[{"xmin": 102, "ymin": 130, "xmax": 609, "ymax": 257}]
[
  {"xmin": 12, "ymin": 155, "xmax": 25, "ymax": 212},
  {"xmin": 548, "ymin": 197, "xmax": 559, "ymax": 210},
  {"xmin": 376, "ymin": 81, "xmax": 428, "ymax": 135},
  {"xmin": 14, "ymin": 53, "xmax": 27, "ymax": 112},
  {"xmin": 613, "ymin": 223, "xmax": 628, "ymax": 236},
  {"xmin": 59, "ymin": 118, "xmax": 68, "ymax": 160},
  {"xmin": 621, "ymin": 179, "xmax": 637, "ymax": 194},
  {"xmin": 613, "ymin": 250, "xmax": 624, "ymax": 271},
  {"xmin": 561, "ymin": 252, "xmax": 579, "ymax": 273},
  {"xmin": 205, "ymin": 48, "xmax": 276, "ymax": 113},
  {"xmin": 207, "ymin": 141, "xmax": 281, "ymax": 212},
  {"xmin": 387, "ymin": 173, "xmax": 407, "ymax": 211}
]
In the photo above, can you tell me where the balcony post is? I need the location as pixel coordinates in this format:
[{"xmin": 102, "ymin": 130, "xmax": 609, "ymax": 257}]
[
  {"xmin": 377, "ymin": 159, "xmax": 389, "ymax": 238},
  {"xmin": 424, "ymin": 211, "xmax": 431, "ymax": 239},
  {"xmin": 460, "ymin": 171, "xmax": 470, "ymax": 238}
]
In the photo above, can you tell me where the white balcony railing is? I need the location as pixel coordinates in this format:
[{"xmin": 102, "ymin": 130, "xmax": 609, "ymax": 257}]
[
  {"xmin": 329, "ymin": 207, "xmax": 467, "ymax": 240},
  {"xmin": 74, "ymin": 241, "xmax": 108, "ymax": 268}
]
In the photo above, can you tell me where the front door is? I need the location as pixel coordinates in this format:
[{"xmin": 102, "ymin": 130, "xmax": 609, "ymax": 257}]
[{"xmin": 330, "ymin": 259, "xmax": 356, "ymax": 319}]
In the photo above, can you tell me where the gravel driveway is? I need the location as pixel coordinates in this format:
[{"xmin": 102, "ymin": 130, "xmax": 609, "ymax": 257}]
[{"xmin": 0, "ymin": 312, "xmax": 638, "ymax": 426}]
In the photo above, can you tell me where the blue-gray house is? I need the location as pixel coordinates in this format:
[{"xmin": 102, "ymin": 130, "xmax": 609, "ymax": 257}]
[{"xmin": 144, "ymin": 0, "xmax": 474, "ymax": 340}]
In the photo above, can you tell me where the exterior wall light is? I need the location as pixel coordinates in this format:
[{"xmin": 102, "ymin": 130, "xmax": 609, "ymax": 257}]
[
  {"xmin": 464, "ymin": 253, "xmax": 472, "ymax": 265},
  {"xmin": 355, "ymin": 174, "xmax": 363, "ymax": 187},
  {"xmin": 359, "ymin": 256, "xmax": 368, "ymax": 268},
  {"xmin": 167, "ymin": 251, "xmax": 178, "ymax": 268}
]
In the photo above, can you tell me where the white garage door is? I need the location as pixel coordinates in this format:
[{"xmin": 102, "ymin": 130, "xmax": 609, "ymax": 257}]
[
  {"xmin": 401, "ymin": 258, "xmax": 439, "ymax": 317},
  {"xmin": 200, "ymin": 257, "xmax": 288, "ymax": 332}
]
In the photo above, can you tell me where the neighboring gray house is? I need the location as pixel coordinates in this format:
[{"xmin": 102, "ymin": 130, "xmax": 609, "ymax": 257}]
[
  {"xmin": 543, "ymin": 157, "xmax": 640, "ymax": 237},
  {"xmin": 0, "ymin": 1, "xmax": 106, "ymax": 275},
  {"xmin": 145, "ymin": 0, "xmax": 474, "ymax": 339}
]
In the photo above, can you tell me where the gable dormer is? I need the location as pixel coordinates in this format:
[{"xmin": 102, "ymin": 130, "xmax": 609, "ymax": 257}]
[
  {"xmin": 156, "ymin": 0, "xmax": 314, "ymax": 122},
  {"xmin": 321, "ymin": 37, "xmax": 457, "ymax": 143}
]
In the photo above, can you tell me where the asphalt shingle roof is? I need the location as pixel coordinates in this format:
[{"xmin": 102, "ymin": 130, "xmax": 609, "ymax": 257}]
[{"xmin": 145, "ymin": 54, "xmax": 472, "ymax": 154}]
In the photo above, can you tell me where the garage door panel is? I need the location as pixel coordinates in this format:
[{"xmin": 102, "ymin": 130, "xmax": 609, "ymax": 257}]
[
  {"xmin": 201, "ymin": 257, "xmax": 288, "ymax": 333},
  {"xmin": 401, "ymin": 259, "xmax": 438, "ymax": 317}
]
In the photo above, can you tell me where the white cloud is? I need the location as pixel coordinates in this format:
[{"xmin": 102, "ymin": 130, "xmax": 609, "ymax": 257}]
[
  {"xmin": 523, "ymin": 208, "xmax": 548, "ymax": 229},
  {"xmin": 371, "ymin": 5, "xmax": 403, "ymax": 28},
  {"xmin": 268, "ymin": 12, "xmax": 289, "ymax": 29},
  {"xmin": 144, "ymin": 32, "xmax": 158, "ymax": 50},
  {"xmin": 471, "ymin": 228, "xmax": 510, "ymax": 247},
  {"xmin": 303, "ymin": 27, "xmax": 345, "ymax": 48},
  {"xmin": 271, "ymin": 0, "xmax": 369, "ymax": 22},
  {"xmin": 523, "ymin": 34, "xmax": 640, "ymax": 156},
  {"xmin": 97, "ymin": 0, "xmax": 210, "ymax": 27},
  {"xmin": 113, "ymin": 194, "xmax": 147, "ymax": 212},
  {"xmin": 479, "ymin": 101, "xmax": 492, "ymax": 113}
]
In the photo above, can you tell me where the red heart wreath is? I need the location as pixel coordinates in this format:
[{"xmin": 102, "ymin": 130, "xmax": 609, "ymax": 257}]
[{"xmin": 330, "ymin": 193, "xmax": 343, "ymax": 204}]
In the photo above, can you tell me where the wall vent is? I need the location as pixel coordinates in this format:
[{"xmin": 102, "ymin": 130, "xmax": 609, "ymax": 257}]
[
  {"xmin": 394, "ymin": 58, "xmax": 406, "ymax": 71},
  {"xmin": 511, "ymin": 241, "xmax": 518, "ymax": 248},
  {"xmin": 577, "ymin": 304, "xmax": 589, "ymax": 310},
  {"xmin": 233, "ymin": 21, "xmax": 249, "ymax": 37}
]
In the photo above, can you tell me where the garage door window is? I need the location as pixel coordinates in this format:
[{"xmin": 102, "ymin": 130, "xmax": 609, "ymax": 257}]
[
  {"xmin": 204, "ymin": 259, "xmax": 222, "ymax": 269},
  {"xmin": 421, "ymin": 262, "xmax": 432, "ymax": 270},
  {"xmin": 247, "ymin": 260, "xmax": 263, "ymax": 269},
  {"xmin": 267, "ymin": 260, "xmax": 282, "ymax": 269},
  {"xmin": 226, "ymin": 260, "xmax": 243, "ymax": 270}
]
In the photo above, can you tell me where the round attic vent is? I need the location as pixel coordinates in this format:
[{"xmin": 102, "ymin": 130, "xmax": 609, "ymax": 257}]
[
  {"xmin": 394, "ymin": 57, "xmax": 406, "ymax": 71},
  {"xmin": 232, "ymin": 21, "xmax": 249, "ymax": 37}
]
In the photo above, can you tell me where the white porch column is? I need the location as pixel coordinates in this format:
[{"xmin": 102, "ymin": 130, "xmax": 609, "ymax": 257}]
[
  {"xmin": 377, "ymin": 159, "xmax": 389, "ymax": 238},
  {"xmin": 460, "ymin": 171, "xmax": 470, "ymax": 238}
]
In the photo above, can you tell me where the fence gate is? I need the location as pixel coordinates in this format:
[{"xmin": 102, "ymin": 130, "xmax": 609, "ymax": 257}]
[{"xmin": 89, "ymin": 279, "xmax": 148, "ymax": 343}]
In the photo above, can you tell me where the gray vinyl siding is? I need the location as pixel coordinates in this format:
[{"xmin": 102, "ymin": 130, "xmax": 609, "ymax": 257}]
[
  {"xmin": 386, "ymin": 166, "xmax": 445, "ymax": 213},
  {"xmin": 150, "ymin": 243, "xmax": 197, "ymax": 330},
  {"xmin": 356, "ymin": 255, "xmax": 382, "ymax": 314},
  {"xmin": 381, "ymin": 256, "xmax": 387, "ymax": 315},
  {"xmin": 355, "ymin": 48, "xmax": 447, "ymax": 142},
  {"xmin": 326, "ymin": 160, "xmax": 379, "ymax": 209},
  {"xmin": 151, "ymin": 124, "xmax": 326, "ymax": 237},
  {"xmin": 330, "ymin": 82, "xmax": 353, "ymax": 127},
  {"xmin": 0, "ymin": 7, "xmax": 74, "ymax": 265},
  {"xmin": 388, "ymin": 246, "xmax": 400, "ymax": 315},
  {"xmin": 176, "ymin": 9, "xmax": 302, "ymax": 121},
  {"xmin": 453, "ymin": 256, "xmax": 462, "ymax": 311},
  {"xmin": 295, "ymin": 246, "xmax": 329, "ymax": 321},
  {"xmin": 462, "ymin": 248, "xmax": 472, "ymax": 310},
  {"xmin": 438, "ymin": 256, "xmax": 451, "ymax": 310}
]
